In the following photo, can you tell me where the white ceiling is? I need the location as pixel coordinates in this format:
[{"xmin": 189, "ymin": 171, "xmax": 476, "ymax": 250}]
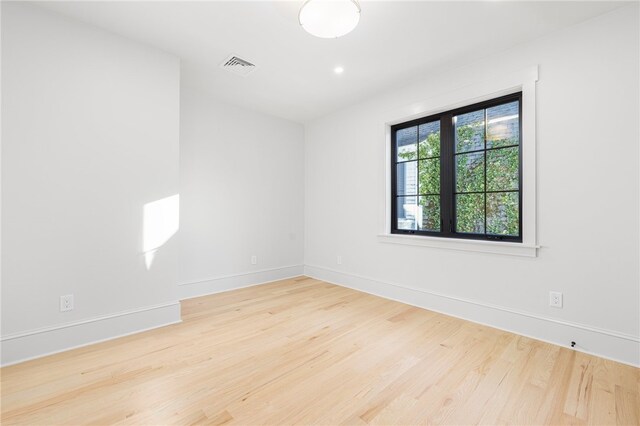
[{"xmin": 36, "ymin": 1, "xmax": 625, "ymax": 123}]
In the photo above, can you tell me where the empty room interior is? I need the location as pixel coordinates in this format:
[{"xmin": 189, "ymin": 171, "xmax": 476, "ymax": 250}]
[{"xmin": 1, "ymin": 0, "xmax": 639, "ymax": 425}]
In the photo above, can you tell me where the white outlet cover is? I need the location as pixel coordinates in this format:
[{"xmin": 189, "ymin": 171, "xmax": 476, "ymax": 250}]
[
  {"xmin": 549, "ymin": 291, "xmax": 563, "ymax": 308},
  {"xmin": 60, "ymin": 294, "xmax": 74, "ymax": 312},
  {"xmin": 251, "ymin": 255, "xmax": 257, "ymax": 265}
]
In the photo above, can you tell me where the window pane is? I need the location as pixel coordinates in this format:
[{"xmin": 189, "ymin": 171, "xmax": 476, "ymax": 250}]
[
  {"xmin": 487, "ymin": 101, "xmax": 519, "ymax": 148},
  {"xmin": 418, "ymin": 121, "xmax": 440, "ymax": 158},
  {"xmin": 418, "ymin": 196, "xmax": 440, "ymax": 231},
  {"xmin": 456, "ymin": 152, "xmax": 484, "ymax": 193},
  {"xmin": 487, "ymin": 192, "xmax": 519, "ymax": 236},
  {"xmin": 396, "ymin": 126, "xmax": 417, "ymax": 161},
  {"xmin": 455, "ymin": 110, "xmax": 484, "ymax": 153},
  {"xmin": 456, "ymin": 193, "xmax": 485, "ymax": 234},
  {"xmin": 397, "ymin": 196, "xmax": 418, "ymax": 230},
  {"xmin": 418, "ymin": 158, "xmax": 440, "ymax": 194},
  {"xmin": 396, "ymin": 161, "xmax": 417, "ymax": 195},
  {"xmin": 487, "ymin": 147, "xmax": 519, "ymax": 191}
]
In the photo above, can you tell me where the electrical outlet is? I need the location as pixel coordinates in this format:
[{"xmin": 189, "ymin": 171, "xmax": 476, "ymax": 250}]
[
  {"xmin": 549, "ymin": 291, "xmax": 563, "ymax": 308},
  {"xmin": 251, "ymin": 255, "xmax": 257, "ymax": 265},
  {"xmin": 60, "ymin": 294, "xmax": 74, "ymax": 312},
  {"xmin": 337, "ymin": 255, "xmax": 342, "ymax": 265}
]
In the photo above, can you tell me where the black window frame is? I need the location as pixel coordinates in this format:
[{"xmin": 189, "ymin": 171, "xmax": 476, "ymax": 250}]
[{"xmin": 391, "ymin": 92, "xmax": 523, "ymax": 243}]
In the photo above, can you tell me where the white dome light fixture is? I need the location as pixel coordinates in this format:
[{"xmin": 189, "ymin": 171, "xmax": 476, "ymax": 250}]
[{"xmin": 299, "ymin": 0, "xmax": 361, "ymax": 39}]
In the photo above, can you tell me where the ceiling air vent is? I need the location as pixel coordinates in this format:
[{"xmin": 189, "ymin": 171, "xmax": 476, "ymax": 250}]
[{"xmin": 220, "ymin": 55, "xmax": 257, "ymax": 77}]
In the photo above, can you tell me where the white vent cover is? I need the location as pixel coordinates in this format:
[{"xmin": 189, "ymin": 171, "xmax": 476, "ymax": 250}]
[{"xmin": 220, "ymin": 55, "xmax": 257, "ymax": 77}]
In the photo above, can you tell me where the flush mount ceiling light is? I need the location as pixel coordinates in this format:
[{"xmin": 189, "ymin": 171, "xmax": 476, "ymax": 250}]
[{"xmin": 299, "ymin": 0, "xmax": 361, "ymax": 39}]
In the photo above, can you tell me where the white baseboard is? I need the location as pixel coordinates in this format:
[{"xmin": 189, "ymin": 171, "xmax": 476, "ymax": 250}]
[
  {"xmin": 5, "ymin": 265, "xmax": 636, "ymax": 368},
  {"xmin": 304, "ymin": 264, "xmax": 640, "ymax": 367},
  {"xmin": 1, "ymin": 302, "xmax": 181, "ymax": 367},
  {"xmin": 178, "ymin": 264, "xmax": 305, "ymax": 300},
  {"xmin": 0, "ymin": 266, "xmax": 303, "ymax": 367}
]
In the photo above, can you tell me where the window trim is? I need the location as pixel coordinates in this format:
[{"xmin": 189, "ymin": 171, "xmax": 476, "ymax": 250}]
[
  {"xmin": 379, "ymin": 66, "xmax": 539, "ymax": 257},
  {"xmin": 390, "ymin": 92, "xmax": 523, "ymax": 242}
]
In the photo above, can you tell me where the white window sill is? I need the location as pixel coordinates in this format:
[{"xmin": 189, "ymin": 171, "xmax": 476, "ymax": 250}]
[{"xmin": 377, "ymin": 234, "xmax": 539, "ymax": 257}]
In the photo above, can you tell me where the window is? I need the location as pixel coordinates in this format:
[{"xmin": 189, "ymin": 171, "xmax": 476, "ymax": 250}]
[{"xmin": 391, "ymin": 93, "xmax": 522, "ymax": 242}]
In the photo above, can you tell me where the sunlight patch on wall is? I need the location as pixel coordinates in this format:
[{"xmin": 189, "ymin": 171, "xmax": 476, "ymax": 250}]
[{"xmin": 143, "ymin": 194, "xmax": 179, "ymax": 269}]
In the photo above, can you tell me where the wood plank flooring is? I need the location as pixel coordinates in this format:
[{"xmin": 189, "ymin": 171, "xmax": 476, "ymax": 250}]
[{"xmin": 1, "ymin": 277, "xmax": 638, "ymax": 425}]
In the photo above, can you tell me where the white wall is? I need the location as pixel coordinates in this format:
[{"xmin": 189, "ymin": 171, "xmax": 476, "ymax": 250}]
[
  {"xmin": 179, "ymin": 88, "xmax": 304, "ymax": 299},
  {"xmin": 1, "ymin": 3, "xmax": 181, "ymax": 365},
  {"xmin": 304, "ymin": 5, "xmax": 640, "ymax": 366}
]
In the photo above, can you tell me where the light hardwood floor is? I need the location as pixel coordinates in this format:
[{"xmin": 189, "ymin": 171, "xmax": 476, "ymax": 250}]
[{"xmin": 1, "ymin": 277, "xmax": 638, "ymax": 425}]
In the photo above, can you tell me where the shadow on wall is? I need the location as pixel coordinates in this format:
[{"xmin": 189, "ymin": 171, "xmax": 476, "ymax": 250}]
[{"xmin": 143, "ymin": 194, "xmax": 179, "ymax": 269}]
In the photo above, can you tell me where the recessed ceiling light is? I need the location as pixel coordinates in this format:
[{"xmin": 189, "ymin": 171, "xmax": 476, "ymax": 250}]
[
  {"xmin": 299, "ymin": 0, "xmax": 361, "ymax": 39},
  {"xmin": 334, "ymin": 66, "xmax": 344, "ymax": 74}
]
